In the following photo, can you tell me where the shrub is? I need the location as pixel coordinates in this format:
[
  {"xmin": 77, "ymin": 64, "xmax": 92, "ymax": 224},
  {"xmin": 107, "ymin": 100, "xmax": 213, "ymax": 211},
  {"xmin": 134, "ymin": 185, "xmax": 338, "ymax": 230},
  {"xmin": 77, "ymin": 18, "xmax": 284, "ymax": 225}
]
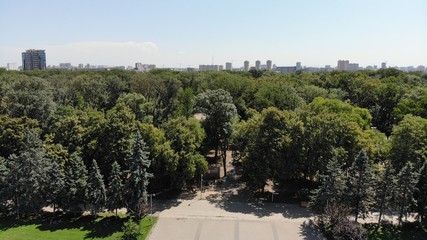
[{"xmin": 121, "ymin": 218, "xmax": 141, "ymax": 240}]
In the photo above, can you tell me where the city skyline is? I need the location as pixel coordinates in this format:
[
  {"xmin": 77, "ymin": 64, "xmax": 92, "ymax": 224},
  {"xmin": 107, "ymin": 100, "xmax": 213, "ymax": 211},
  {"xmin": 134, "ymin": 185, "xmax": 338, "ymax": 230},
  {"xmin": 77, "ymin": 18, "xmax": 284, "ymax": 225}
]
[{"xmin": 1, "ymin": 0, "xmax": 427, "ymax": 68}]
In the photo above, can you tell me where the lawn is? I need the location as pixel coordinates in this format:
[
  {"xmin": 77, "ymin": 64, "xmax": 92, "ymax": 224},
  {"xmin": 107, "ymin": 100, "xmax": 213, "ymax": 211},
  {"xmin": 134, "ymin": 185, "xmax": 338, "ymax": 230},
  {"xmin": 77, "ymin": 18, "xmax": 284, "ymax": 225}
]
[{"xmin": 0, "ymin": 213, "xmax": 157, "ymax": 240}]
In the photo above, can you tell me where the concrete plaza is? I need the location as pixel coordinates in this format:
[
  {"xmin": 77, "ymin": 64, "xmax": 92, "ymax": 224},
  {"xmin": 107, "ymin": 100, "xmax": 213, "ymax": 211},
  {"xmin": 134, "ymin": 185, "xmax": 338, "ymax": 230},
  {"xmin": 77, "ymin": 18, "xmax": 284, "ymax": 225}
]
[{"xmin": 148, "ymin": 198, "xmax": 323, "ymax": 240}]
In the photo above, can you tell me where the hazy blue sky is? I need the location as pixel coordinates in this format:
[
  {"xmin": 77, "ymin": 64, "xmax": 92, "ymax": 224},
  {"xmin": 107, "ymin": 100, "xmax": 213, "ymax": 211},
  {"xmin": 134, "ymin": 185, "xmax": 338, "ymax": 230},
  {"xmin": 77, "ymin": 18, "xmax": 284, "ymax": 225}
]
[{"xmin": 1, "ymin": 0, "xmax": 426, "ymax": 68}]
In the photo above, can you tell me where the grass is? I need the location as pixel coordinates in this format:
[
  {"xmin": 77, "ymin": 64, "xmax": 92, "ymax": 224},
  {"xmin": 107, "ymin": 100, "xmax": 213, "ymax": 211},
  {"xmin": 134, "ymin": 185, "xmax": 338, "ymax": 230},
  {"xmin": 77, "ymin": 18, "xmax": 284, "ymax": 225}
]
[
  {"xmin": 0, "ymin": 213, "xmax": 157, "ymax": 240},
  {"xmin": 365, "ymin": 223, "xmax": 427, "ymax": 240}
]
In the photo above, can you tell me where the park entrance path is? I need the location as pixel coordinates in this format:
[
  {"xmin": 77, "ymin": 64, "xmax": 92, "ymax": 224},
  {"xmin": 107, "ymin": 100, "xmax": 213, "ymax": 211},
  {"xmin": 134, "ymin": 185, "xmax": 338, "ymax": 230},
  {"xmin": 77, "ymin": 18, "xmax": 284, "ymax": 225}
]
[{"xmin": 148, "ymin": 197, "xmax": 324, "ymax": 240}]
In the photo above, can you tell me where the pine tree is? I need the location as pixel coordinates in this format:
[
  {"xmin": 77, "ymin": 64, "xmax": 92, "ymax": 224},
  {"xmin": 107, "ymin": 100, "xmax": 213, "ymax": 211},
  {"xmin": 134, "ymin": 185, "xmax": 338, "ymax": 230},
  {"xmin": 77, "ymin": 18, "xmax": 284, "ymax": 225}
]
[
  {"xmin": 347, "ymin": 149, "xmax": 373, "ymax": 222},
  {"xmin": 45, "ymin": 158, "xmax": 65, "ymax": 213},
  {"xmin": 3, "ymin": 129, "xmax": 53, "ymax": 217},
  {"xmin": 62, "ymin": 153, "xmax": 88, "ymax": 213},
  {"xmin": 87, "ymin": 159, "xmax": 106, "ymax": 215},
  {"xmin": 395, "ymin": 161, "xmax": 419, "ymax": 225},
  {"xmin": 107, "ymin": 161, "xmax": 124, "ymax": 216},
  {"xmin": 375, "ymin": 163, "xmax": 396, "ymax": 226},
  {"xmin": 0, "ymin": 156, "xmax": 9, "ymax": 206},
  {"xmin": 310, "ymin": 157, "xmax": 347, "ymax": 213},
  {"xmin": 126, "ymin": 131, "xmax": 153, "ymax": 219},
  {"xmin": 416, "ymin": 160, "xmax": 427, "ymax": 225}
]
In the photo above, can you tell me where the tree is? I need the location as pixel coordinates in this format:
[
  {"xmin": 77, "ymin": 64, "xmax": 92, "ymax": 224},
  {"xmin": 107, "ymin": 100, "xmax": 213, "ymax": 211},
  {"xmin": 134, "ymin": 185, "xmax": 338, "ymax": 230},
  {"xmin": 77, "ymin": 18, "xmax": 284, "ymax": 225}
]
[
  {"xmin": 62, "ymin": 153, "xmax": 88, "ymax": 213},
  {"xmin": 107, "ymin": 161, "xmax": 124, "ymax": 216},
  {"xmin": 395, "ymin": 162, "xmax": 419, "ymax": 225},
  {"xmin": 126, "ymin": 131, "xmax": 153, "ymax": 219},
  {"xmin": 390, "ymin": 115, "xmax": 427, "ymax": 171},
  {"xmin": 45, "ymin": 158, "xmax": 65, "ymax": 213},
  {"xmin": 162, "ymin": 117, "xmax": 207, "ymax": 189},
  {"xmin": 175, "ymin": 88, "xmax": 195, "ymax": 119},
  {"xmin": 0, "ymin": 156, "xmax": 9, "ymax": 208},
  {"xmin": 196, "ymin": 89, "xmax": 237, "ymax": 176},
  {"xmin": 310, "ymin": 157, "xmax": 347, "ymax": 214},
  {"xmin": 0, "ymin": 115, "xmax": 38, "ymax": 158},
  {"xmin": 347, "ymin": 149, "xmax": 373, "ymax": 222},
  {"xmin": 3, "ymin": 128, "xmax": 53, "ymax": 217},
  {"xmin": 87, "ymin": 159, "xmax": 106, "ymax": 215},
  {"xmin": 375, "ymin": 163, "xmax": 396, "ymax": 226},
  {"xmin": 416, "ymin": 160, "xmax": 427, "ymax": 225}
]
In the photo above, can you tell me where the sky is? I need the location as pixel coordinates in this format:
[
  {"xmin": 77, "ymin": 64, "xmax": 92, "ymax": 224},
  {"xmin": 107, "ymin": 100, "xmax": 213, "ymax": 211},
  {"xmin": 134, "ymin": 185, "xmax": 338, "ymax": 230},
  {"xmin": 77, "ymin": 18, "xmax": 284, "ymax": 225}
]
[{"xmin": 1, "ymin": 0, "xmax": 427, "ymax": 68}]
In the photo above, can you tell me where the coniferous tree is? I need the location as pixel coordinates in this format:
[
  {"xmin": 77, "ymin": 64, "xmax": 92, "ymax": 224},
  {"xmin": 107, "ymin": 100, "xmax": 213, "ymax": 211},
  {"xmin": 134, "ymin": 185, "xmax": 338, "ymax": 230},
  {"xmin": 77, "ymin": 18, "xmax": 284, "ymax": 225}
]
[
  {"xmin": 126, "ymin": 131, "xmax": 153, "ymax": 219},
  {"xmin": 416, "ymin": 160, "xmax": 427, "ymax": 225},
  {"xmin": 8, "ymin": 129, "xmax": 53, "ymax": 216},
  {"xmin": 375, "ymin": 163, "xmax": 396, "ymax": 226},
  {"xmin": 0, "ymin": 156, "xmax": 8, "ymax": 209},
  {"xmin": 63, "ymin": 153, "xmax": 88, "ymax": 213},
  {"xmin": 347, "ymin": 149, "xmax": 373, "ymax": 222},
  {"xmin": 107, "ymin": 161, "xmax": 124, "ymax": 216},
  {"xmin": 45, "ymin": 158, "xmax": 65, "ymax": 213},
  {"xmin": 310, "ymin": 157, "xmax": 347, "ymax": 213},
  {"xmin": 395, "ymin": 161, "xmax": 419, "ymax": 225},
  {"xmin": 3, "ymin": 129, "xmax": 53, "ymax": 217},
  {"xmin": 87, "ymin": 159, "xmax": 106, "ymax": 215}
]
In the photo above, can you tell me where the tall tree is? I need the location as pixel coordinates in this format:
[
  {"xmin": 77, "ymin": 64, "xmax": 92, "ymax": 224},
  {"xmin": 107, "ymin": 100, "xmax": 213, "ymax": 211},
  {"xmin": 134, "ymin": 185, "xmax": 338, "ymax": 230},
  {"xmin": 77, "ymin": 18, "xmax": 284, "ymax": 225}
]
[
  {"xmin": 176, "ymin": 88, "xmax": 195, "ymax": 119},
  {"xmin": 62, "ymin": 153, "xmax": 88, "ymax": 213},
  {"xmin": 3, "ymin": 128, "xmax": 52, "ymax": 217},
  {"xmin": 347, "ymin": 149, "xmax": 373, "ymax": 222},
  {"xmin": 0, "ymin": 156, "xmax": 8, "ymax": 207},
  {"xmin": 45, "ymin": 158, "xmax": 65, "ymax": 213},
  {"xmin": 390, "ymin": 114, "xmax": 427, "ymax": 171},
  {"xmin": 87, "ymin": 159, "xmax": 106, "ymax": 215},
  {"xmin": 107, "ymin": 161, "xmax": 124, "ymax": 216},
  {"xmin": 375, "ymin": 163, "xmax": 396, "ymax": 226},
  {"xmin": 163, "ymin": 117, "xmax": 207, "ymax": 189},
  {"xmin": 395, "ymin": 162, "xmax": 419, "ymax": 225},
  {"xmin": 126, "ymin": 131, "xmax": 153, "ymax": 219},
  {"xmin": 416, "ymin": 160, "xmax": 427, "ymax": 225},
  {"xmin": 310, "ymin": 157, "xmax": 347, "ymax": 214},
  {"xmin": 196, "ymin": 89, "xmax": 237, "ymax": 176}
]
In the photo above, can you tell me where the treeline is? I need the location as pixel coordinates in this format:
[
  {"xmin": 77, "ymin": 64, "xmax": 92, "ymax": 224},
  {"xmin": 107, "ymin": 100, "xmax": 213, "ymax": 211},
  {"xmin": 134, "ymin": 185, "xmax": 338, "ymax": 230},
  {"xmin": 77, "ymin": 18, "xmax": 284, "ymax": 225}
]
[{"xmin": 0, "ymin": 68, "xmax": 426, "ymax": 222}]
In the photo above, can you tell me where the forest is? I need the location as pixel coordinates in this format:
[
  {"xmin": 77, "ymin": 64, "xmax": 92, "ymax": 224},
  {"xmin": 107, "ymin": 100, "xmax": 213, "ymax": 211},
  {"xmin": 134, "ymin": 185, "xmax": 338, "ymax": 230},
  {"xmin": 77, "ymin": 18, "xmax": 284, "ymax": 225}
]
[{"xmin": 0, "ymin": 68, "xmax": 426, "ymax": 237}]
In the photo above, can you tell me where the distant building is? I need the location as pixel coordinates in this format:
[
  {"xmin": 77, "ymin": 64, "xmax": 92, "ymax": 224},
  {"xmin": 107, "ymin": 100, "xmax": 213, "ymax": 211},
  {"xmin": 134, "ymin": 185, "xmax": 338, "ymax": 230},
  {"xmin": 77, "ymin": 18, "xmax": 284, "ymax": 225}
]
[
  {"xmin": 296, "ymin": 62, "xmax": 302, "ymax": 71},
  {"xmin": 266, "ymin": 60, "xmax": 272, "ymax": 70},
  {"xmin": 78, "ymin": 63, "xmax": 84, "ymax": 69},
  {"xmin": 255, "ymin": 60, "xmax": 261, "ymax": 70},
  {"xmin": 381, "ymin": 62, "xmax": 387, "ymax": 69},
  {"xmin": 59, "ymin": 63, "xmax": 72, "ymax": 69},
  {"xmin": 348, "ymin": 63, "xmax": 359, "ymax": 71},
  {"xmin": 22, "ymin": 49, "xmax": 46, "ymax": 70},
  {"xmin": 337, "ymin": 60, "xmax": 349, "ymax": 71},
  {"xmin": 199, "ymin": 64, "xmax": 223, "ymax": 71},
  {"xmin": 276, "ymin": 66, "xmax": 297, "ymax": 73},
  {"xmin": 135, "ymin": 62, "xmax": 156, "ymax": 72},
  {"xmin": 225, "ymin": 62, "xmax": 232, "ymax": 70},
  {"xmin": 6, "ymin": 63, "xmax": 18, "ymax": 71},
  {"xmin": 244, "ymin": 60, "xmax": 250, "ymax": 71}
]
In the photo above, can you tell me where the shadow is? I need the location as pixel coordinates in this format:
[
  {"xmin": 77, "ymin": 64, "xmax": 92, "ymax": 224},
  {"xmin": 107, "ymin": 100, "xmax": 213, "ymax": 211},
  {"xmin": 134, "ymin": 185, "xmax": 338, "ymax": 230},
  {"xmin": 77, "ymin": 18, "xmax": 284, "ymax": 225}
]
[
  {"xmin": 205, "ymin": 182, "xmax": 312, "ymax": 219},
  {"xmin": 83, "ymin": 216, "xmax": 127, "ymax": 239},
  {"xmin": 299, "ymin": 219, "xmax": 325, "ymax": 240}
]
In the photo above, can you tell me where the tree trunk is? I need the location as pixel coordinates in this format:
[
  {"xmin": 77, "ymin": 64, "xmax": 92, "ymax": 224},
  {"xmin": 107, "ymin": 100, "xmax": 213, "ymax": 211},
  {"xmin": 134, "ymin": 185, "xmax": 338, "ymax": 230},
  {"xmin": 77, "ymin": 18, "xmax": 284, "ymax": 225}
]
[
  {"xmin": 115, "ymin": 208, "xmax": 118, "ymax": 217},
  {"xmin": 222, "ymin": 154, "xmax": 227, "ymax": 177}
]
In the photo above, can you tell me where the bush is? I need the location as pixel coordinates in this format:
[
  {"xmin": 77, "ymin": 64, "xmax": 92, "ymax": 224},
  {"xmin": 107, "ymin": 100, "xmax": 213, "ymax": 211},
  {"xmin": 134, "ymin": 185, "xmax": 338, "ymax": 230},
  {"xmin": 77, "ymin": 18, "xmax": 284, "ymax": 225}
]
[{"xmin": 121, "ymin": 218, "xmax": 141, "ymax": 240}]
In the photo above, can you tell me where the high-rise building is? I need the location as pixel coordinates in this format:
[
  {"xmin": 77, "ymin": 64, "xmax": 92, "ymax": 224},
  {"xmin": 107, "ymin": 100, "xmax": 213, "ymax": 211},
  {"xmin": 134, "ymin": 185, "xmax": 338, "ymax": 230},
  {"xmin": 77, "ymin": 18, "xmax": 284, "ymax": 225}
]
[
  {"xmin": 244, "ymin": 60, "xmax": 250, "ymax": 71},
  {"xmin": 266, "ymin": 60, "xmax": 272, "ymax": 70},
  {"xmin": 255, "ymin": 60, "xmax": 261, "ymax": 70},
  {"xmin": 22, "ymin": 49, "xmax": 46, "ymax": 70},
  {"xmin": 348, "ymin": 63, "xmax": 359, "ymax": 71},
  {"xmin": 337, "ymin": 60, "xmax": 349, "ymax": 71},
  {"xmin": 381, "ymin": 62, "xmax": 387, "ymax": 69},
  {"xmin": 6, "ymin": 63, "xmax": 18, "ymax": 71},
  {"xmin": 296, "ymin": 62, "xmax": 302, "ymax": 71},
  {"xmin": 225, "ymin": 62, "xmax": 232, "ymax": 70}
]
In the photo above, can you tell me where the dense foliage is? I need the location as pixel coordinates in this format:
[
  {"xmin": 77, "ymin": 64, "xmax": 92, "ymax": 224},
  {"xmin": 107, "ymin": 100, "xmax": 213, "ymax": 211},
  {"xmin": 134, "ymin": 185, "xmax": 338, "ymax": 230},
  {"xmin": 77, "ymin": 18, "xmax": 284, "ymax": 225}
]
[{"xmin": 0, "ymin": 69, "xmax": 426, "ymax": 228}]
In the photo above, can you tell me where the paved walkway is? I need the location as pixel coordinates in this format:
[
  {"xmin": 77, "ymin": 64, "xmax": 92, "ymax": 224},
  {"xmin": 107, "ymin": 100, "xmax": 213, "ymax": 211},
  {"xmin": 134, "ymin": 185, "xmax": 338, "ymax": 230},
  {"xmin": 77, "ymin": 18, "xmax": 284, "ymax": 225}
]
[{"xmin": 148, "ymin": 198, "xmax": 324, "ymax": 240}]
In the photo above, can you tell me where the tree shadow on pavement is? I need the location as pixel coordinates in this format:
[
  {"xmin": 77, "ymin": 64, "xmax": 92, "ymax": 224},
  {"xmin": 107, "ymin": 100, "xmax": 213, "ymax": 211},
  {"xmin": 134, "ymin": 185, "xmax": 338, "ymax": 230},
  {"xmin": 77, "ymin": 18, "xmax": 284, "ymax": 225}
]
[
  {"xmin": 206, "ymin": 184, "xmax": 312, "ymax": 219},
  {"xmin": 299, "ymin": 219, "xmax": 325, "ymax": 240}
]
